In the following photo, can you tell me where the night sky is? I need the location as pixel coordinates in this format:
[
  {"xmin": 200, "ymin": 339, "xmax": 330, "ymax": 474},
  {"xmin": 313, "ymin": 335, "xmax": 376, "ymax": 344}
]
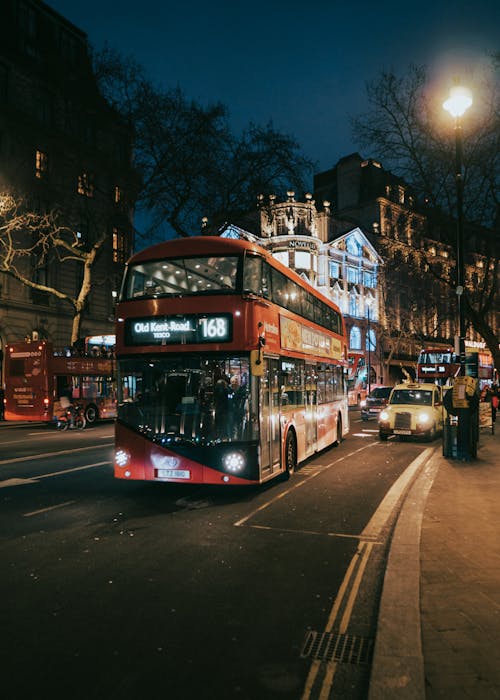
[{"xmin": 48, "ymin": 0, "xmax": 498, "ymax": 175}]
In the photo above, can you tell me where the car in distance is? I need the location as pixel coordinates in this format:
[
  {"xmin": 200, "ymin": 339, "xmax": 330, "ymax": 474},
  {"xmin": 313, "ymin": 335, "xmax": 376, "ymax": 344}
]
[
  {"xmin": 378, "ymin": 382, "xmax": 444, "ymax": 441},
  {"xmin": 360, "ymin": 386, "xmax": 392, "ymax": 421}
]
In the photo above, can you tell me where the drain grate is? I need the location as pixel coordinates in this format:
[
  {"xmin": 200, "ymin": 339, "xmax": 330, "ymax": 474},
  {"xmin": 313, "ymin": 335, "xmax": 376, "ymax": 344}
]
[{"xmin": 300, "ymin": 630, "xmax": 374, "ymax": 666}]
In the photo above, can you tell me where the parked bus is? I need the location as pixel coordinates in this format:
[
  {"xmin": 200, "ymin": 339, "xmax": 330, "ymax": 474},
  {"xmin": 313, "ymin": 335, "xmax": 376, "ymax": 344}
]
[
  {"xmin": 114, "ymin": 236, "xmax": 349, "ymax": 485},
  {"xmin": 4, "ymin": 339, "xmax": 116, "ymax": 423}
]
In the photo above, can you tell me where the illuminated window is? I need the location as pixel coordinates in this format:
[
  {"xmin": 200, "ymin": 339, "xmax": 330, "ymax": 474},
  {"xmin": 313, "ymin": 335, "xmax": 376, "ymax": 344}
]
[
  {"xmin": 114, "ymin": 186, "xmax": 122, "ymax": 203},
  {"xmin": 77, "ymin": 172, "xmax": 94, "ymax": 197},
  {"xmin": 272, "ymin": 251, "xmax": 288, "ymax": 267},
  {"xmin": 347, "ymin": 266, "xmax": 359, "ymax": 283},
  {"xmin": 350, "ymin": 326, "xmax": 361, "ymax": 350},
  {"xmin": 295, "ymin": 251, "xmax": 310, "ymax": 270},
  {"xmin": 35, "ymin": 150, "xmax": 48, "ymax": 179},
  {"xmin": 112, "ymin": 227, "xmax": 126, "ymax": 264}
]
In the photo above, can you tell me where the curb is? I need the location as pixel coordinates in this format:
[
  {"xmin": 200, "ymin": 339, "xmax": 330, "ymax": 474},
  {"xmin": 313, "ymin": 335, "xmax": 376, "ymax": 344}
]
[{"xmin": 368, "ymin": 447, "xmax": 440, "ymax": 700}]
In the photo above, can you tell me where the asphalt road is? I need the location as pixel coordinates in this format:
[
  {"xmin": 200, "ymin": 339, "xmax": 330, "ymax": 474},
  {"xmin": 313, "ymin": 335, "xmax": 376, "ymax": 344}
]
[{"xmin": 0, "ymin": 415, "xmax": 432, "ymax": 700}]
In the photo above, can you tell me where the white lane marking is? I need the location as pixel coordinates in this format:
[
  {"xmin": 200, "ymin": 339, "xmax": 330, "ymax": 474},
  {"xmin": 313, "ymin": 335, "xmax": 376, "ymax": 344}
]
[
  {"xmin": 234, "ymin": 442, "xmax": 378, "ymax": 527},
  {"xmin": 301, "ymin": 448, "xmax": 435, "ymax": 699},
  {"xmin": 0, "ymin": 478, "xmax": 38, "ymax": 488},
  {"xmin": 248, "ymin": 524, "xmax": 382, "ymax": 543},
  {"xmin": 23, "ymin": 501, "xmax": 76, "ymax": 517},
  {"xmin": 0, "ymin": 461, "xmax": 112, "ymax": 488},
  {"xmin": 0, "ymin": 443, "xmax": 113, "ymax": 466}
]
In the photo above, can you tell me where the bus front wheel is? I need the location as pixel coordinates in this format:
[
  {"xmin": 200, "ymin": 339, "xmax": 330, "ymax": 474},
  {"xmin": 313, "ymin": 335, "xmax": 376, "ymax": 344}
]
[{"xmin": 284, "ymin": 431, "xmax": 297, "ymax": 478}]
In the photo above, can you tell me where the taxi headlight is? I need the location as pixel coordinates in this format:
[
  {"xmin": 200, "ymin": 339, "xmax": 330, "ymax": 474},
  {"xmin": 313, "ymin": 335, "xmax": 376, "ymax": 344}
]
[
  {"xmin": 222, "ymin": 451, "xmax": 246, "ymax": 473},
  {"xmin": 379, "ymin": 410, "xmax": 389, "ymax": 422},
  {"xmin": 115, "ymin": 448, "xmax": 130, "ymax": 468},
  {"xmin": 418, "ymin": 412, "xmax": 431, "ymax": 424}
]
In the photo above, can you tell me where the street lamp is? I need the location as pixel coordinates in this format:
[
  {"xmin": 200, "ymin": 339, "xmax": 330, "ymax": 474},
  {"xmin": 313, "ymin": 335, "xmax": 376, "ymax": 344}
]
[
  {"xmin": 366, "ymin": 296, "xmax": 373, "ymax": 395},
  {"xmin": 443, "ymin": 84, "xmax": 472, "ymax": 375}
]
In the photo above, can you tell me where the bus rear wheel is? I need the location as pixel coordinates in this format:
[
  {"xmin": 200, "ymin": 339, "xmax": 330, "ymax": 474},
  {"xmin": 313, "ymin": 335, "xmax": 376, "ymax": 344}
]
[
  {"xmin": 284, "ymin": 431, "xmax": 297, "ymax": 478},
  {"xmin": 85, "ymin": 404, "xmax": 98, "ymax": 424},
  {"xmin": 333, "ymin": 415, "xmax": 343, "ymax": 447}
]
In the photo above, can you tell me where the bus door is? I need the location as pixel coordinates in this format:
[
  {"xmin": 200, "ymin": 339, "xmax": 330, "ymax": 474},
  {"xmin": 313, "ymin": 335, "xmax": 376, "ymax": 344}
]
[
  {"xmin": 259, "ymin": 357, "xmax": 281, "ymax": 476},
  {"xmin": 305, "ymin": 364, "xmax": 318, "ymax": 457}
]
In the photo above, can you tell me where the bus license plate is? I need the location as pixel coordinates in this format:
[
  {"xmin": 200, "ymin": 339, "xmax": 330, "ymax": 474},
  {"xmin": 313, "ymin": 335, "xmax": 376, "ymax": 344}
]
[
  {"xmin": 157, "ymin": 469, "xmax": 191, "ymax": 480},
  {"xmin": 394, "ymin": 429, "xmax": 411, "ymax": 435}
]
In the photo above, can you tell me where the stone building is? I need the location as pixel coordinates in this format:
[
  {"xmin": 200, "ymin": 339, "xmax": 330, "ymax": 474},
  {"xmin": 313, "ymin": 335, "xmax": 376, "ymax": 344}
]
[
  {"xmin": 0, "ymin": 0, "xmax": 136, "ymax": 382},
  {"xmin": 314, "ymin": 153, "xmax": 498, "ymax": 383}
]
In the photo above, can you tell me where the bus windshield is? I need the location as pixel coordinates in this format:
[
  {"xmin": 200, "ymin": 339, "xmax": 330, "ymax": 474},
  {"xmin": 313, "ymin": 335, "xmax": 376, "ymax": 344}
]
[
  {"xmin": 118, "ymin": 354, "xmax": 257, "ymax": 446},
  {"xmin": 122, "ymin": 256, "xmax": 240, "ymax": 299}
]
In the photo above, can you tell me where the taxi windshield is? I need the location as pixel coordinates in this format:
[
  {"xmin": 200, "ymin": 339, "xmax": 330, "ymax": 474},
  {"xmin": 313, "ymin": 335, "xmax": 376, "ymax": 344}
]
[{"xmin": 390, "ymin": 389, "xmax": 432, "ymax": 406}]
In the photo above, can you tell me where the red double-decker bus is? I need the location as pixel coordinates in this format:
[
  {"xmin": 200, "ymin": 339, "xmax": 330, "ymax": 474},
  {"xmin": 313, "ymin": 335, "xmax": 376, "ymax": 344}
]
[
  {"xmin": 416, "ymin": 347, "xmax": 460, "ymax": 385},
  {"xmin": 4, "ymin": 339, "xmax": 116, "ymax": 423},
  {"xmin": 114, "ymin": 236, "xmax": 349, "ymax": 485}
]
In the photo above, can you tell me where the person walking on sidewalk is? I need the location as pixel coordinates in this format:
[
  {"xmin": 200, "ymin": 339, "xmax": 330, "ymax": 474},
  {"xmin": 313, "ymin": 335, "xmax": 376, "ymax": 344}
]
[{"xmin": 491, "ymin": 384, "xmax": 499, "ymax": 424}]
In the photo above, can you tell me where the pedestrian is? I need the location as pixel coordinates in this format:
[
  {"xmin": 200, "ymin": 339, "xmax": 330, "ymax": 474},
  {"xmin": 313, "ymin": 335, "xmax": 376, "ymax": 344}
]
[{"xmin": 491, "ymin": 385, "xmax": 499, "ymax": 424}]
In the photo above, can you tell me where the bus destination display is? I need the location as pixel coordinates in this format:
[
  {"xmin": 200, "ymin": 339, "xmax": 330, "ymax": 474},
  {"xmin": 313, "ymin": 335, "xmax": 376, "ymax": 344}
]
[{"xmin": 125, "ymin": 314, "xmax": 232, "ymax": 345}]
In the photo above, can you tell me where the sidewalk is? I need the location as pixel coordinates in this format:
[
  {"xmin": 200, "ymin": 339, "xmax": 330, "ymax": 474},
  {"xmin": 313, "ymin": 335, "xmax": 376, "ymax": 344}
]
[
  {"xmin": 369, "ymin": 426, "xmax": 500, "ymax": 700},
  {"xmin": 420, "ymin": 426, "xmax": 500, "ymax": 699}
]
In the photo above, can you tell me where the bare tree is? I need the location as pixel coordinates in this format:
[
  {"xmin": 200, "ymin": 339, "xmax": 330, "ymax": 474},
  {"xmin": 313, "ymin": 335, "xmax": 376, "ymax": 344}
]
[
  {"xmin": 351, "ymin": 60, "xmax": 499, "ymax": 374},
  {"xmin": 0, "ymin": 193, "xmax": 106, "ymax": 344},
  {"xmin": 92, "ymin": 46, "xmax": 314, "ymax": 240}
]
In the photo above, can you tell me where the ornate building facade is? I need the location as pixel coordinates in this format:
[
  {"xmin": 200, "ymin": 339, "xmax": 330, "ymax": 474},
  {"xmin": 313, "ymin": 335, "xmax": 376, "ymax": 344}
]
[{"xmin": 222, "ymin": 189, "xmax": 384, "ymax": 385}]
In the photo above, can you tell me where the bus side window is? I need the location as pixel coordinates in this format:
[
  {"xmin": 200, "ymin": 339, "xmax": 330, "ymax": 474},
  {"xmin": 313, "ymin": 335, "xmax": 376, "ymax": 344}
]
[{"xmin": 243, "ymin": 255, "xmax": 263, "ymax": 295}]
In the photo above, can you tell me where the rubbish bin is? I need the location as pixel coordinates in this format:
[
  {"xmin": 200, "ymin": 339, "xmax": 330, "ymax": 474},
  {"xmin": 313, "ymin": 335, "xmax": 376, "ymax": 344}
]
[{"xmin": 442, "ymin": 414, "xmax": 458, "ymax": 458}]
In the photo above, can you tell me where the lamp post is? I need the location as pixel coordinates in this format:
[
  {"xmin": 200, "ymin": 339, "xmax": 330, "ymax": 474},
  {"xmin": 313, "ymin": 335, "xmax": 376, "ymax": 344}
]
[
  {"xmin": 366, "ymin": 296, "xmax": 373, "ymax": 395},
  {"xmin": 443, "ymin": 84, "xmax": 472, "ymax": 375}
]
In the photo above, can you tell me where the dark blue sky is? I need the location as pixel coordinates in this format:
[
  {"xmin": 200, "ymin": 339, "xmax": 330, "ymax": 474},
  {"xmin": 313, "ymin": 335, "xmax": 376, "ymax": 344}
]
[{"xmin": 49, "ymin": 0, "xmax": 498, "ymax": 176}]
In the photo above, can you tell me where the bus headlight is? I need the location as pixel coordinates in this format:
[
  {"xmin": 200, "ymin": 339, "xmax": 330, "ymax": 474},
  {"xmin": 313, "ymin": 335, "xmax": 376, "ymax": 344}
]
[
  {"xmin": 222, "ymin": 451, "xmax": 246, "ymax": 473},
  {"xmin": 115, "ymin": 448, "xmax": 130, "ymax": 468}
]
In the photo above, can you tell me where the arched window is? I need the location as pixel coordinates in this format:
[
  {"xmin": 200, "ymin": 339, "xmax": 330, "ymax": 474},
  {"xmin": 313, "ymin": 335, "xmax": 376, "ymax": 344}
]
[{"xmin": 350, "ymin": 326, "xmax": 361, "ymax": 350}]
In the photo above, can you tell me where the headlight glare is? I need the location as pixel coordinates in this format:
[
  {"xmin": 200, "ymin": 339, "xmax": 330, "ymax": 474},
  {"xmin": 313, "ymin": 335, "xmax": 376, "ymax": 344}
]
[
  {"xmin": 222, "ymin": 451, "xmax": 246, "ymax": 473},
  {"xmin": 115, "ymin": 448, "xmax": 130, "ymax": 467}
]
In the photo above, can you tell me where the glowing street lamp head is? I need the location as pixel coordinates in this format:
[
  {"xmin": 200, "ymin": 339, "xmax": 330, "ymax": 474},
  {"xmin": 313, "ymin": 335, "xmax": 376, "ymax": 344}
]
[{"xmin": 443, "ymin": 85, "xmax": 472, "ymax": 118}]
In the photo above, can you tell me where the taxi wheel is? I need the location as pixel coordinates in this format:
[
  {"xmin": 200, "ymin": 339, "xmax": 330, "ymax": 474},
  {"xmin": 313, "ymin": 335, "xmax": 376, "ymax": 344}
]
[
  {"xmin": 426, "ymin": 424, "xmax": 436, "ymax": 441},
  {"xmin": 379, "ymin": 432, "xmax": 388, "ymax": 441}
]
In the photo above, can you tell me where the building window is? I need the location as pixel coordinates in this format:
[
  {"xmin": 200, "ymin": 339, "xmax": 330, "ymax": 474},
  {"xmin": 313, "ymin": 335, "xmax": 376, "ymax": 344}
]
[
  {"xmin": 114, "ymin": 186, "xmax": 122, "ymax": 204},
  {"xmin": 19, "ymin": 1, "xmax": 37, "ymax": 38},
  {"xmin": 295, "ymin": 251, "xmax": 311, "ymax": 270},
  {"xmin": 35, "ymin": 150, "xmax": 48, "ymax": 179},
  {"xmin": 347, "ymin": 266, "xmax": 359, "ymax": 284},
  {"xmin": 346, "ymin": 236, "xmax": 362, "ymax": 256},
  {"xmin": 363, "ymin": 270, "xmax": 375, "ymax": 287},
  {"xmin": 112, "ymin": 228, "xmax": 127, "ymax": 264},
  {"xmin": 272, "ymin": 251, "xmax": 288, "ymax": 267},
  {"xmin": 77, "ymin": 172, "xmax": 94, "ymax": 197},
  {"xmin": 350, "ymin": 326, "xmax": 361, "ymax": 350},
  {"xmin": 349, "ymin": 293, "xmax": 359, "ymax": 317},
  {"xmin": 366, "ymin": 328, "xmax": 376, "ymax": 351},
  {"xmin": 329, "ymin": 260, "xmax": 340, "ymax": 279}
]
